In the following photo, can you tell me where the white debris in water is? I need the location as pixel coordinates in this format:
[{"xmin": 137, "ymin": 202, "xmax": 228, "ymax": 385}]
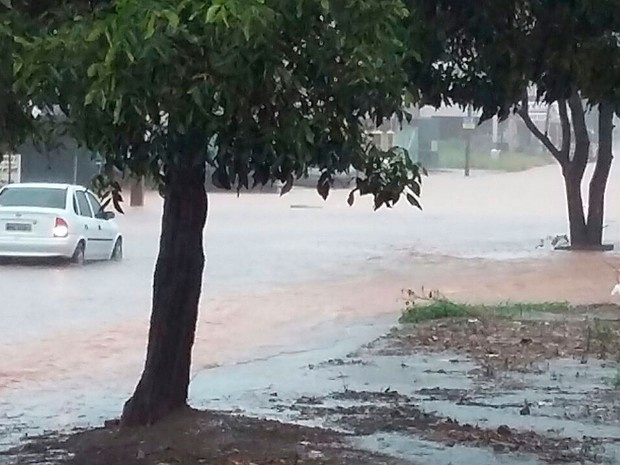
[{"xmin": 536, "ymin": 235, "xmax": 570, "ymax": 250}]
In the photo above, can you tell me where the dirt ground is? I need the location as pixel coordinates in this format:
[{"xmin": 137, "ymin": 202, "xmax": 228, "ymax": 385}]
[
  {"xmin": 6, "ymin": 304, "xmax": 620, "ymax": 465},
  {"xmin": 378, "ymin": 304, "xmax": 620, "ymax": 372},
  {"xmin": 2, "ymin": 409, "xmax": 409, "ymax": 465}
]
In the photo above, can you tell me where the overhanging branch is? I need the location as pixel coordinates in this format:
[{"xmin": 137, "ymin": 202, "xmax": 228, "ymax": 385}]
[{"xmin": 517, "ymin": 92, "xmax": 567, "ymax": 166}]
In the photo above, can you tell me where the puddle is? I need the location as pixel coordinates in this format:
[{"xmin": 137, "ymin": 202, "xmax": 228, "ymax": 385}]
[
  {"xmin": 192, "ymin": 337, "xmax": 620, "ymax": 464},
  {"xmin": 0, "ymin": 317, "xmax": 394, "ymax": 452},
  {"xmin": 353, "ymin": 434, "xmax": 543, "ymax": 465}
]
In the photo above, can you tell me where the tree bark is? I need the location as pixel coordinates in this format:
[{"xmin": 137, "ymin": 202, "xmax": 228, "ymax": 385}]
[
  {"xmin": 563, "ymin": 165, "xmax": 588, "ymax": 247},
  {"xmin": 585, "ymin": 102, "xmax": 614, "ymax": 246},
  {"xmin": 563, "ymin": 92, "xmax": 591, "ymax": 248},
  {"xmin": 121, "ymin": 164, "xmax": 208, "ymax": 427},
  {"xmin": 567, "ymin": 92, "xmax": 590, "ymax": 175},
  {"xmin": 130, "ymin": 176, "xmax": 145, "ymax": 207}
]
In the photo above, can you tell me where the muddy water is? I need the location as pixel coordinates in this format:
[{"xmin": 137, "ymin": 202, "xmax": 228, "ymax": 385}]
[{"xmin": 2, "ymin": 163, "xmax": 620, "ymax": 449}]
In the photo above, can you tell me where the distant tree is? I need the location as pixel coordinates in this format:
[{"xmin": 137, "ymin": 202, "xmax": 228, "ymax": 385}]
[
  {"xmin": 513, "ymin": 1, "xmax": 619, "ymax": 249},
  {"xmin": 405, "ymin": 0, "xmax": 619, "ymax": 249},
  {"xmin": 0, "ymin": 0, "xmax": 108, "ymax": 157},
  {"xmin": 16, "ymin": 0, "xmax": 422, "ymax": 426},
  {"xmin": 0, "ymin": 1, "xmax": 34, "ymax": 154}
]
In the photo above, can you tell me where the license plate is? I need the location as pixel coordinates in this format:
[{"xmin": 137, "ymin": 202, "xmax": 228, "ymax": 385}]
[{"xmin": 6, "ymin": 223, "xmax": 32, "ymax": 232}]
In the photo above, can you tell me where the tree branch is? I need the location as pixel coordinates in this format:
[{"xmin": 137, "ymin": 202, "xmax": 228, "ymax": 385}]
[
  {"xmin": 558, "ymin": 99, "xmax": 571, "ymax": 157},
  {"xmin": 567, "ymin": 89, "xmax": 589, "ymax": 172},
  {"xmin": 517, "ymin": 91, "xmax": 567, "ymax": 166}
]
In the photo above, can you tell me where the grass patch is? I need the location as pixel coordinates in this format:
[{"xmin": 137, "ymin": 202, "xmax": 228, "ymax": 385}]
[
  {"xmin": 494, "ymin": 302, "xmax": 570, "ymax": 318},
  {"xmin": 436, "ymin": 139, "xmax": 554, "ymax": 172},
  {"xmin": 399, "ymin": 300, "xmax": 475, "ymax": 323},
  {"xmin": 400, "ymin": 299, "xmax": 570, "ymax": 324}
]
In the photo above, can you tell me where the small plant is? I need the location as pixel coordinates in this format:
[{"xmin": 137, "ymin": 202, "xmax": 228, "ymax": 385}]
[
  {"xmin": 400, "ymin": 300, "xmax": 475, "ymax": 324},
  {"xmin": 400, "ymin": 288, "xmax": 569, "ymax": 324},
  {"xmin": 590, "ymin": 318, "xmax": 620, "ymax": 359}
]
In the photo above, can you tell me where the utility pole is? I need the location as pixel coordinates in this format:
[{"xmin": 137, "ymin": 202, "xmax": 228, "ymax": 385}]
[
  {"xmin": 464, "ymin": 106, "xmax": 473, "ymax": 177},
  {"xmin": 72, "ymin": 153, "xmax": 78, "ymax": 184}
]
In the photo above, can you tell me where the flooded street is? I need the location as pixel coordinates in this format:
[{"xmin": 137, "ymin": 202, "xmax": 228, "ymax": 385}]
[{"xmin": 3, "ymin": 163, "xmax": 620, "ymax": 455}]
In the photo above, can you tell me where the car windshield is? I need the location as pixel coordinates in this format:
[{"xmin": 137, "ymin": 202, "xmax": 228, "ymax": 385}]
[{"xmin": 0, "ymin": 187, "xmax": 67, "ymax": 209}]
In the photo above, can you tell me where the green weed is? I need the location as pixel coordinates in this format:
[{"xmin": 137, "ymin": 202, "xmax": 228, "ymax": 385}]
[{"xmin": 400, "ymin": 291, "xmax": 569, "ymax": 324}]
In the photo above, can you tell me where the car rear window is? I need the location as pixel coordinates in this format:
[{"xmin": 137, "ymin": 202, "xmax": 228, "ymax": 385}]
[{"xmin": 0, "ymin": 187, "xmax": 67, "ymax": 209}]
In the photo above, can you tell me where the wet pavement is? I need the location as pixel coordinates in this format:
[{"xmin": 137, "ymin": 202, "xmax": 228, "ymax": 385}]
[
  {"xmin": 3, "ymin": 163, "xmax": 620, "ymax": 460},
  {"xmin": 184, "ymin": 320, "xmax": 620, "ymax": 464}
]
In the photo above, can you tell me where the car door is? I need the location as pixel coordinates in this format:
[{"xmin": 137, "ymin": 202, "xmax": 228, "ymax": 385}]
[
  {"xmin": 74, "ymin": 190, "xmax": 104, "ymax": 259},
  {"xmin": 86, "ymin": 190, "xmax": 116, "ymax": 257}
]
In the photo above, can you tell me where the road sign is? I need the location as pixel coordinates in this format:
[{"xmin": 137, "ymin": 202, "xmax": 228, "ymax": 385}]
[{"xmin": 462, "ymin": 116, "xmax": 477, "ymax": 130}]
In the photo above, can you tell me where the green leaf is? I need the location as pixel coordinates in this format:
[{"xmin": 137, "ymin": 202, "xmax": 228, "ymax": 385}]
[
  {"xmin": 409, "ymin": 50, "xmax": 422, "ymax": 62},
  {"xmin": 410, "ymin": 180, "xmax": 420, "ymax": 197},
  {"xmin": 86, "ymin": 27, "xmax": 103, "ymax": 42},
  {"xmin": 242, "ymin": 17, "xmax": 251, "ymax": 41},
  {"xmin": 163, "ymin": 10, "xmax": 180, "ymax": 30},
  {"xmin": 113, "ymin": 97, "xmax": 123, "ymax": 124},
  {"xmin": 87, "ymin": 64, "xmax": 98, "ymax": 78},
  {"xmin": 84, "ymin": 90, "xmax": 97, "ymax": 106},
  {"xmin": 0, "ymin": 0, "xmax": 11, "ymax": 9},
  {"xmin": 406, "ymin": 193, "xmax": 422, "ymax": 210},
  {"xmin": 304, "ymin": 125, "xmax": 314, "ymax": 144},
  {"xmin": 12, "ymin": 60, "xmax": 22, "ymax": 76},
  {"xmin": 347, "ymin": 189, "xmax": 356, "ymax": 206},
  {"xmin": 145, "ymin": 14, "xmax": 156, "ymax": 39},
  {"xmin": 320, "ymin": 0, "xmax": 329, "ymax": 12},
  {"xmin": 317, "ymin": 172, "xmax": 331, "ymax": 200},
  {"xmin": 14, "ymin": 36, "xmax": 30, "ymax": 47},
  {"xmin": 280, "ymin": 174, "xmax": 294, "ymax": 196},
  {"xmin": 104, "ymin": 46, "xmax": 115, "ymax": 65},
  {"xmin": 206, "ymin": 5, "xmax": 220, "ymax": 23},
  {"xmin": 99, "ymin": 90, "xmax": 108, "ymax": 110}
]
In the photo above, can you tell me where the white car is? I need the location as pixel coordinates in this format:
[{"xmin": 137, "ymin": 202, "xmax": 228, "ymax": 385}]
[{"xmin": 0, "ymin": 183, "xmax": 123, "ymax": 264}]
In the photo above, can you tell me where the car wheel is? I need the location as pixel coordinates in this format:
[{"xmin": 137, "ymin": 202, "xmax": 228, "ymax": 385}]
[
  {"xmin": 71, "ymin": 242, "xmax": 86, "ymax": 266},
  {"xmin": 111, "ymin": 238, "xmax": 123, "ymax": 262}
]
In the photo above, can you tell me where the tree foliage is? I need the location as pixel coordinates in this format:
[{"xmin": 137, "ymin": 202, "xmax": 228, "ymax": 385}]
[
  {"xmin": 0, "ymin": 2, "xmax": 32, "ymax": 153},
  {"xmin": 405, "ymin": 0, "xmax": 620, "ymax": 117},
  {"xmin": 406, "ymin": 0, "xmax": 620, "ymax": 247},
  {"xmin": 0, "ymin": 0, "xmax": 108, "ymax": 155},
  {"xmin": 11, "ymin": 0, "xmax": 426, "ymax": 426},
  {"xmin": 16, "ymin": 0, "xmax": 423, "ymax": 209}
]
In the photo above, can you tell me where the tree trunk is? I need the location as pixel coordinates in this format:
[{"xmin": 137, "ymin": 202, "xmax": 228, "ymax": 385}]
[
  {"xmin": 563, "ymin": 165, "xmax": 588, "ymax": 248},
  {"xmin": 564, "ymin": 93, "xmax": 591, "ymax": 249},
  {"xmin": 130, "ymin": 176, "xmax": 145, "ymax": 207},
  {"xmin": 585, "ymin": 102, "xmax": 614, "ymax": 246},
  {"xmin": 520, "ymin": 89, "xmax": 614, "ymax": 250},
  {"xmin": 121, "ymin": 164, "xmax": 208, "ymax": 427}
]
